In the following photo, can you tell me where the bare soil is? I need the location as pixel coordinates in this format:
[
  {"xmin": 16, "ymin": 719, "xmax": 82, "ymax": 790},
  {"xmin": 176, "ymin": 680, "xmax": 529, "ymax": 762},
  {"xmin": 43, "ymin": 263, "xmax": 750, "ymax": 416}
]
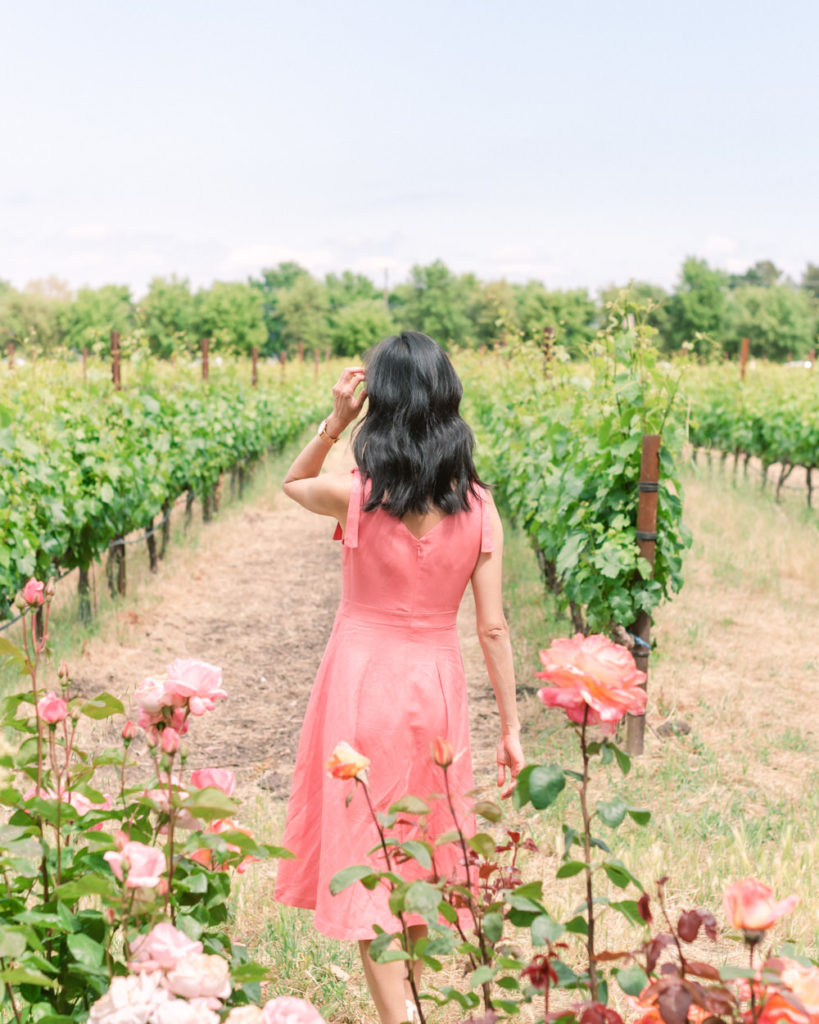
[{"xmin": 68, "ymin": 444, "xmax": 502, "ymax": 801}]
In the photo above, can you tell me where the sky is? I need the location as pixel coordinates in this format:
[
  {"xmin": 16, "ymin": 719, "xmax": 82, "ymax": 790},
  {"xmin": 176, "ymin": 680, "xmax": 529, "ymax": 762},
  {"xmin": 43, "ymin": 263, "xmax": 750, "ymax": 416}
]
[{"xmin": 2, "ymin": 0, "xmax": 818, "ymax": 298}]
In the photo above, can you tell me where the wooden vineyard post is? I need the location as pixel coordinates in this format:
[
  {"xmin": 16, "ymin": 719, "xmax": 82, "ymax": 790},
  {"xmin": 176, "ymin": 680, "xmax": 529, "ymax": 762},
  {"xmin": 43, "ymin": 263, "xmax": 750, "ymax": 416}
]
[
  {"xmin": 542, "ymin": 326, "xmax": 555, "ymax": 374},
  {"xmin": 740, "ymin": 336, "xmax": 750, "ymax": 380},
  {"xmin": 201, "ymin": 338, "xmax": 209, "ymax": 382},
  {"xmin": 110, "ymin": 331, "xmax": 122, "ymax": 390},
  {"xmin": 625, "ymin": 434, "xmax": 661, "ymax": 756},
  {"xmin": 145, "ymin": 518, "xmax": 158, "ymax": 573},
  {"xmin": 251, "ymin": 346, "xmax": 258, "ymax": 387}
]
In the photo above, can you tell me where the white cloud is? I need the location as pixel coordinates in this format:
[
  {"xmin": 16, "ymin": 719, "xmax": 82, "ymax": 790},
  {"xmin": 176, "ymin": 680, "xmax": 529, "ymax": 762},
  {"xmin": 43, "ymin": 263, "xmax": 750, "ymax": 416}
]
[{"xmin": 218, "ymin": 245, "xmax": 334, "ymax": 279}]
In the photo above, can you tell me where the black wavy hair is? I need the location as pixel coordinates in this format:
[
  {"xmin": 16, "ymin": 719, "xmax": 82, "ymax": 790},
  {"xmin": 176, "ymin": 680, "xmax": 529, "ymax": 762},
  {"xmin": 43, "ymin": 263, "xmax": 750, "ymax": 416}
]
[{"xmin": 352, "ymin": 331, "xmax": 484, "ymax": 518}]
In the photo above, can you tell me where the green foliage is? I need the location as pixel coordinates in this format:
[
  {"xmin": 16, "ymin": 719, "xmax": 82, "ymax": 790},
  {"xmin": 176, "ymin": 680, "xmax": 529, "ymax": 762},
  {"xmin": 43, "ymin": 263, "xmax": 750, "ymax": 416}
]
[
  {"xmin": 276, "ymin": 275, "xmax": 330, "ymax": 355},
  {"xmin": 139, "ymin": 275, "xmax": 198, "ymax": 357},
  {"xmin": 515, "ymin": 281, "xmax": 598, "ymax": 354},
  {"xmin": 195, "ymin": 281, "xmax": 266, "ymax": 355},
  {"xmin": 725, "ymin": 283, "xmax": 816, "ymax": 360},
  {"xmin": 0, "ymin": 285, "xmax": 66, "ymax": 354},
  {"xmin": 391, "ymin": 260, "xmax": 474, "ymax": 348},
  {"xmin": 328, "ymin": 297, "xmax": 393, "ymax": 357},
  {"xmin": 462, "ymin": 295, "xmax": 691, "ymax": 633},
  {"xmin": 666, "ymin": 257, "xmax": 729, "ymax": 356},
  {"xmin": 57, "ymin": 284, "xmax": 135, "ymax": 355}
]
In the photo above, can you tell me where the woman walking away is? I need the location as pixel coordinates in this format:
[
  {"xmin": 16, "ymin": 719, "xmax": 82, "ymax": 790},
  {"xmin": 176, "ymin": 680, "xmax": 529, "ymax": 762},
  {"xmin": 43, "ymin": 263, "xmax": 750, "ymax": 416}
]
[{"xmin": 274, "ymin": 331, "xmax": 525, "ymax": 1024}]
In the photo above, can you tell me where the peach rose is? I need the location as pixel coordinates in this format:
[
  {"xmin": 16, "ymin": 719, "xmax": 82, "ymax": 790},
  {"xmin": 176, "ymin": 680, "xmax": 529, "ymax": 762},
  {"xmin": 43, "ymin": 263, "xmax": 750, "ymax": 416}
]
[
  {"xmin": 189, "ymin": 819, "xmax": 256, "ymax": 874},
  {"xmin": 104, "ymin": 840, "xmax": 166, "ymax": 888},
  {"xmin": 262, "ymin": 997, "xmax": 327, "ymax": 1024},
  {"xmin": 22, "ymin": 578, "xmax": 45, "ymax": 607},
  {"xmin": 37, "ymin": 692, "xmax": 68, "ymax": 724},
  {"xmin": 188, "ymin": 768, "xmax": 236, "ymax": 797},
  {"xmin": 164, "ymin": 659, "xmax": 226, "ymax": 716},
  {"xmin": 326, "ymin": 741, "xmax": 370, "ymax": 781},
  {"xmin": 536, "ymin": 633, "xmax": 647, "ymax": 732},
  {"xmin": 775, "ymin": 959, "xmax": 819, "ymax": 1024},
  {"xmin": 723, "ymin": 878, "xmax": 798, "ymax": 932},
  {"xmin": 163, "ymin": 951, "xmax": 231, "ymax": 1003},
  {"xmin": 130, "ymin": 922, "xmax": 203, "ymax": 973}
]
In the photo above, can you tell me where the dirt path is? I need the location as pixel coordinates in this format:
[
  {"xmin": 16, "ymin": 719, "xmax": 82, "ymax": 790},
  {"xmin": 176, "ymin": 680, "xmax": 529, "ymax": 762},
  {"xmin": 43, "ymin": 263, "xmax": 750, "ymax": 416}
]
[{"xmin": 70, "ymin": 443, "xmax": 501, "ymax": 802}]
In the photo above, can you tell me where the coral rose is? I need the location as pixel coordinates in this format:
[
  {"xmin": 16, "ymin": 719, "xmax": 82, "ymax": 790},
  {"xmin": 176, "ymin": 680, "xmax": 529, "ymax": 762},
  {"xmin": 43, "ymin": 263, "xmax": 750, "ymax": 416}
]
[
  {"xmin": 130, "ymin": 922, "xmax": 203, "ymax": 973},
  {"xmin": 262, "ymin": 997, "xmax": 327, "ymax": 1024},
  {"xmin": 780, "ymin": 960, "xmax": 819, "ymax": 1023},
  {"xmin": 37, "ymin": 691, "xmax": 68, "ymax": 724},
  {"xmin": 326, "ymin": 741, "xmax": 370, "ymax": 781},
  {"xmin": 432, "ymin": 736, "xmax": 454, "ymax": 768},
  {"xmin": 163, "ymin": 951, "xmax": 231, "ymax": 1003},
  {"xmin": 22, "ymin": 578, "xmax": 45, "ymax": 607},
  {"xmin": 189, "ymin": 768, "xmax": 236, "ymax": 797},
  {"xmin": 536, "ymin": 633, "xmax": 647, "ymax": 732},
  {"xmin": 723, "ymin": 878, "xmax": 798, "ymax": 933},
  {"xmin": 164, "ymin": 659, "xmax": 226, "ymax": 716},
  {"xmin": 104, "ymin": 840, "xmax": 166, "ymax": 889}
]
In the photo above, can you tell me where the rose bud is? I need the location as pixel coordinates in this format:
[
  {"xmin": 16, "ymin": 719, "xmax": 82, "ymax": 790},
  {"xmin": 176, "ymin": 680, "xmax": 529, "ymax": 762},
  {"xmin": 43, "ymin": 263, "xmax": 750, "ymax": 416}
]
[
  {"xmin": 57, "ymin": 662, "xmax": 70, "ymax": 681},
  {"xmin": 44, "ymin": 578, "xmax": 56, "ymax": 600},
  {"xmin": 161, "ymin": 727, "xmax": 181, "ymax": 754},
  {"xmin": 122, "ymin": 720, "xmax": 137, "ymax": 741},
  {"xmin": 21, "ymin": 578, "xmax": 45, "ymax": 607},
  {"xmin": 432, "ymin": 736, "xmax": 454, "ymax": 768},
  {"xmin": 37, "ymin": 692, "xmax": 68, "ymax": 725}
]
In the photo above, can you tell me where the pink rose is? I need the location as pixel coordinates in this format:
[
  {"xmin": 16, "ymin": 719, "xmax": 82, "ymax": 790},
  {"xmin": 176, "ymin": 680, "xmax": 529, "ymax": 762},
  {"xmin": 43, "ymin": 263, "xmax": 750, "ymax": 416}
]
[
  {"xmin": 164, "ymin": 659, "xmax": 226, "ymax": 716},
  {"xmin": 22, "ymin": 578, "xmax": 45, "ymax": 607},
  {"xmin": 37, "ymin": 692, "xmax": 68, "ymax": 724},
  {"xmin": 136, "ymin": 676, "xmax": 171, "ymax": 715},
  {"xmin": 163, "ymin": 951, "xmax": 231, "ymax": 1003},
  {"xmin": 723, "ymin": 878, "xmax": 798, "ymax": 933},
  {"xmin": 188, "ymin": 768, "xmax": 236, "ymax": 798},
  {"xmin": 122, "ymin": 720, "xmax": 137, "ymax": 740},
  {"xmin": 536, "ymin": 633, "xmax": 647, "ymax": 733},
  {"xmin": 225, "ymin": 1009, "xmax": 264, "ymax": 1024},
  {"xmin": 130, "ymin": 922, "xmax": 203, "ymax": 973},
  {"xmin": 88, "ymin": 972, "xmax": 170, "ymax": 1024},
  {"xmin": 154, "ymin": 1002, "xmax": 221, "ymax": 1024},
  {"xmin": 262, "ymin": 997, "xmax": 327, "ymax": 1024},
  {"xmin": 104, "ymin": 840, "xmax": 166, "ymax": 888},
  {"xmin": 161, "ymin": 728, "xmax": 181, "ymax": 754}
]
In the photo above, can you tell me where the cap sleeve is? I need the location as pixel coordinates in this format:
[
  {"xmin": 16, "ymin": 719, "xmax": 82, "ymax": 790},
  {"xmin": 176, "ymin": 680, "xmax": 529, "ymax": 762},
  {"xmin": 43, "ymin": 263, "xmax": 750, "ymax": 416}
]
[{"xmin": 333, "ymin": 468, "xmax": 362, "ymax": 547}]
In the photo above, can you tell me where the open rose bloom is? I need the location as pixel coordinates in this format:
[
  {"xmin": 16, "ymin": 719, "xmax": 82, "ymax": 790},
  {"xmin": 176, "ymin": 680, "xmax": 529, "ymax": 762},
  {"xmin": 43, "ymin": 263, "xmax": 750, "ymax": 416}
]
[
  {"xmin": 723, "ymin": 878, "xmax": 798, "ymax": 933},
  {"xmin": 325, "ymin": 741, "xmax": 370, "ymax": 781},
  {"xmin": 21, "ymin": 577, "xmax": 45, "ymax": 607},
  {"xmin": 536, "ymin": 633, "xmax": 647, "ymax": 733},
  {"xmin": 135, "ymin": 659, "xmax": 226, "ymax": 745}
]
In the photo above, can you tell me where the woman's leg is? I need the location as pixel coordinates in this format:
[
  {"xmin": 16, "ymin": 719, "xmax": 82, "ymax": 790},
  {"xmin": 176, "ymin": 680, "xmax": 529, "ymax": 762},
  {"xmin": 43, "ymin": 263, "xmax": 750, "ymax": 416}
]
[{"xmin": 359, "ymin": 925, "xmax": 428, "ymax": 1024}]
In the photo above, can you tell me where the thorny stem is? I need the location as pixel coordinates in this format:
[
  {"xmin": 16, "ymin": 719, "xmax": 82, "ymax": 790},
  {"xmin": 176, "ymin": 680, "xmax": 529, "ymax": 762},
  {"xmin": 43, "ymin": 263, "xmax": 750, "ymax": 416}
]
[
  {"xmin": 578, "ymin": 709, "xmax": 599, "ymax": 1001},
  {"xmin": 749, "ymin": 943, "xmax": 758, "ymax": 1024},
  {"xmin": 359, "ymin": 778, "xmax": 427, "ymax": 1024},
  {"xmin": 657, "ymin": 880, "xmax": 688, "ymax": 974},
  {"xmin": 165, "ymin": 754, "xmax": 177, "ymax": 921},
  {"xmin": 443, "ymin": 768, "xmax": 494, "ymax": 1013},
  {"xmin": 0, "ymin": 958, "xmax": 23, "ymax": 1024}
]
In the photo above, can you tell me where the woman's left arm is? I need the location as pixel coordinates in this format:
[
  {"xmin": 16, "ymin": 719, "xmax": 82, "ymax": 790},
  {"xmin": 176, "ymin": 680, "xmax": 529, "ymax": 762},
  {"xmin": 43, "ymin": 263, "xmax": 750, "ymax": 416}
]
[{"xmin": 282, "ymin": 366, "xmax": 367, "ymax": 520}]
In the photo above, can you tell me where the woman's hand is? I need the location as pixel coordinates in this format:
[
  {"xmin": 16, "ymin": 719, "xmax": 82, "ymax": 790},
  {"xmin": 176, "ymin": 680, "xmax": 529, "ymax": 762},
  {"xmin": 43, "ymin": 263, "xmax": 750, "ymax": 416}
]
[
  {"xmin": 326, "ymin": 366, "xmax": 367, "ymax": 437},
  {"xmin": 496, "ymin": 732, "xmax": 525, "ymax": 799}
]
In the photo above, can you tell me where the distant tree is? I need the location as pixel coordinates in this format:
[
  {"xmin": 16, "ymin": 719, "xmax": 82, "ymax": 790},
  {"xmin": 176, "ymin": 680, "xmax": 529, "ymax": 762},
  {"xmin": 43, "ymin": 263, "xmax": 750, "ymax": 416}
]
[
  {"xmin": 801, "ymin": 263, "xmax": 819, "ymax": 301},
  {"xmin": 139, "ymin": 276, "xmax": 197, "ymax": 358},
  {"xmin": 329, "ymin": 298, "xmax": 394, "ymax": 357},
  {"xmin": 0, "ymin": 285, "xmax": 66, "ymax": 354},
  {"xmin": 57, "ymin": 285, "xmax": 135, "ymax": 355},
  {"xmin": 195, "ymin": 282, "xmax": 266, "ymax": 356},
  {"xmin": 24, "ymin": 276, "xmax": 74, "ymax": 302},
  {"xmin": 666, "ymin": 258, "xmax": 728, "ymax": 355},
  {"xmin": 514, "ymin": 282, "xmax": 597, "ymax": 354},
  {"xmin": 470, "ymin": 279, "xmax": 519, "ymax": 347},
  {"xmin": 725, "ymin": 284, "xmax": 816, "ymax": 360},
  {"xmin": 250, "ymin": 262, "xmax": 312, "ymax": 355},
  {"xmin": 390, "ymin": 260, "xmax": 473, "ymax": 349},
  {"xmin": 728, "ymin": 259, "xmax": 782, "ymax": 288},
  {"xmin": 276, "ymin": 274, "xmax": 330, "ymax": 355},
  {"xmin": 325, "ymin": 271, "xmax": 380, "ymax": 311}
]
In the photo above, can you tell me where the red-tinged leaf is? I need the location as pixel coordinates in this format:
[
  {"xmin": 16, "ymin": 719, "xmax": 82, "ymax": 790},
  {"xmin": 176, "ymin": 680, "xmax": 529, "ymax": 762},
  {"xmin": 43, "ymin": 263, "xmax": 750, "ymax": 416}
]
[
  {"xmin": 700, "ymin": 910, "xmax": 718, "ymax": 942},
  {"xmin": 593, "ymin": 950, "xmax": 632, "ymax": 962},
  {"xmin": 703, "ymin": 987, "xmax": 737, "ymax": 1016},
  {"xmin": 638, "ymin": 892, "xmax": 652, "ymax": 924},
  {"xmin": 677, "ymin": 910, "xmax": 701, "ymax": 943},
  {"xmin": 685, "ymin": 960, "xmax": 721, "ymax": 981},
  {"xmin": 646, "ymin": 934, "xmax": 675, "ymax": 974},
  {"xmin": 657, "ymin": 984, "xmax": 692, "ymax": 1024},
  {"xmin": 579, "ymin": 1003, "xmax": 625, "ymax": 1024}
]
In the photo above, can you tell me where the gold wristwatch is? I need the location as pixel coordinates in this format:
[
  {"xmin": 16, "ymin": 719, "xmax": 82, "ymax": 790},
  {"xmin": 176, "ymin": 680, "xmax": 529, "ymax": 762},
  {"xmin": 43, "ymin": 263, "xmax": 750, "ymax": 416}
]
[{"xmin": 317, "ymin": 419, "xmax": 340, "ymax": 445}]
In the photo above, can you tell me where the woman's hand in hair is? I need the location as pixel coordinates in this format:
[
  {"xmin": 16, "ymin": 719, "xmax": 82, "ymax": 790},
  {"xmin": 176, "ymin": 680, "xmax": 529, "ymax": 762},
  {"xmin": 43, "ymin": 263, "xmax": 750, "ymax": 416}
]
[
  {"xmin": 496, "ymin": 732, "xmax": 525, "ymax": 799},
  {"xmin": 326, "ymin": 366, "xmax": 367, "ymax": 437}
]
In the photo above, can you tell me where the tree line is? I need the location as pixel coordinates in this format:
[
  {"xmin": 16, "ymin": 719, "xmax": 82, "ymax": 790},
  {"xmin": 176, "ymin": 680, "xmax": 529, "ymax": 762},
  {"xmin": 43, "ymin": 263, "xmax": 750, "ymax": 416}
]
[{"xmin": 1, "ymin": 257, "xmax": 818, "ymax": 362}]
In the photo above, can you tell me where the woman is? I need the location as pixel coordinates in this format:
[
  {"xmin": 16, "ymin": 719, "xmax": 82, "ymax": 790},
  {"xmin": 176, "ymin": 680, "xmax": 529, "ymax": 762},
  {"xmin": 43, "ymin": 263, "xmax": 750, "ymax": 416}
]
[{"xmin": 274, "ymin": 331, "xmax": 524, "ymax": 1024}]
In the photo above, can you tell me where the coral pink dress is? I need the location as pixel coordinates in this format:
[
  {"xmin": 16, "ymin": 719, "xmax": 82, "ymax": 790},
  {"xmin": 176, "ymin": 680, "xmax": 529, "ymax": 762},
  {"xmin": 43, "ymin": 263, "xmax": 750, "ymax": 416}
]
[{"xmin": 274, "ymin": 468, "xmax": 493, "ymax": 940}]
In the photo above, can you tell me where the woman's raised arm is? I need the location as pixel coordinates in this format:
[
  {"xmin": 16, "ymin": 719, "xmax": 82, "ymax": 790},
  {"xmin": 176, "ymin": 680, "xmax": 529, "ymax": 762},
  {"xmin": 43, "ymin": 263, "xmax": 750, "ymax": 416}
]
[{"xmin": 282, "ymin": 366, "xmax": 367, "ymax": 522}]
